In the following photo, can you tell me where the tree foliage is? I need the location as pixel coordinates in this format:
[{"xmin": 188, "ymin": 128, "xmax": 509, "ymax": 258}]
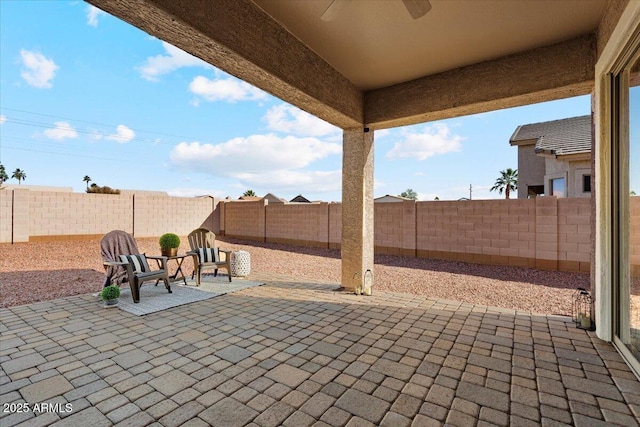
[
  {"xmin": 490, "ymin": 168, "xmax": 518, "ymax": 199},
  {"xmin": 243, "ymin": 189, "xmax": 256, "ymax": 197},
  {"xmin": 86, "ymin": 184, "xmax": 120, "ymax": 194},
  {"xmin": 0, "ymin": 164, "xmax": 8, "ymax": 187},
  {"xmin": 83, "ymin": 175, "xmax": 92, "ymax": 190},
  {"xmin": 399, "ymin": 189, "xmax": 418, "ymax": 200}
]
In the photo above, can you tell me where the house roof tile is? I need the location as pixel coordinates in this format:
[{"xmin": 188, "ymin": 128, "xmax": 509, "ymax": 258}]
[{"xmin": 509, "ymin": 115, "xmax": 592, "ymax": 157}]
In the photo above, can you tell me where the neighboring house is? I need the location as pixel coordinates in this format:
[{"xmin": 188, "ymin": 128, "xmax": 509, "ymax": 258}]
[
  {"xmin": 509, "ymin": 115, "xmax": 592, "ymax": 199},
  {"xmin": 264, "ymin": 193, "xmax": 286, "ymax": 204},
  {"xmin": 290, "ymin": 194, "xmax": 311, "ymax": 203},
  {"xmin": 238, "ymin": 195, "xmax": 262, "ymax": 201},
  {"xmin": 374, "ymin": 195, "xmax": 412, "ymax": 203}
]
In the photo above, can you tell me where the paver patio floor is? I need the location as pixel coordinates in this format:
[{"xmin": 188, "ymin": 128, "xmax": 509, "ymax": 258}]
[{"xmin": 1, "ymin": 276, "xmax": 639, "ymax": 426}]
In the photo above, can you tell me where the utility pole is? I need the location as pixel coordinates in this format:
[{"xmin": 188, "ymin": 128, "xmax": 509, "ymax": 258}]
[{"xmin": 469, "ymin": 184, "xmax": 472, "ymax": 200}]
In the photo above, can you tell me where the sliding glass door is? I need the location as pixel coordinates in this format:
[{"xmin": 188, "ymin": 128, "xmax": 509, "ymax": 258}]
[{"xmin": 613, "ymin": 40, "xmax": 640, "ymax": 375}]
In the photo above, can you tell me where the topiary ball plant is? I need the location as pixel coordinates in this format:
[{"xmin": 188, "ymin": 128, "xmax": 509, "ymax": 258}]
[
  {"xmin": 101, "ymin": 285, "xmax": 120, "ymax": 301},
  {"xmin": 159, "ymin": 233, "xmax": 180, "ymax": 256}
]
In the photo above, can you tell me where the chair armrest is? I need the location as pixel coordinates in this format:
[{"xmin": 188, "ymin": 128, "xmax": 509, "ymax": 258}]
[
  {"xmin": 186, "ymin": 250, "xmax": 197, "ymax": 255},
  {"xmin": 219, "ymin": 249, "xmax": 232, "ymax": 255},
  {"xmin": 104, "ymin": 261, "xmax": 127, "ymax": 267},
  {"xmin": 146, "ymin": 255, "xmax": 168, "ymax": 270}
]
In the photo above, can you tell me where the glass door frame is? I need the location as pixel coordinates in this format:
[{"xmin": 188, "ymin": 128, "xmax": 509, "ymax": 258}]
[{"xmin": 595, "ymin": 1, "xmax": 640, "ymax": 378}]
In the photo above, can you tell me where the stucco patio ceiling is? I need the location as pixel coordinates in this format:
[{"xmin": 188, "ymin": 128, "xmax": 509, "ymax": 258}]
[
  {"xmin": 253, "ymin": 0, "xmax": 606, "ymax": 91},
  {"xmin": 87, "ymin": 0, "xmax": 610, "ymax": 129}
]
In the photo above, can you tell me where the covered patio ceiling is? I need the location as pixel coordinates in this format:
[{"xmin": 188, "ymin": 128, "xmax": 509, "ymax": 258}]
[{"xmin": 86, "ymin": 0, "xmax": 618, "ymax": 130}]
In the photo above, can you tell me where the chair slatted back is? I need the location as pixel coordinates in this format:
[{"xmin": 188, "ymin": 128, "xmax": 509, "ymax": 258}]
[{"xmin": 188, "ymin": 228, "xmax": 216, "ymax": 250}]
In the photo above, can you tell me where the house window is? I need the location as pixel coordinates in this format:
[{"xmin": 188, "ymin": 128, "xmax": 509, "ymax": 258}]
[
  {"xmin": 583, "ymin": 174, "xmax": 592, "ymax": 193},
  {"xmin": 550, "ymin": 177, "xmax": 565, "ymax": 197},
  {"xmin": 527, "ymin": 185, "xmax": 544, "ymax": 198}
]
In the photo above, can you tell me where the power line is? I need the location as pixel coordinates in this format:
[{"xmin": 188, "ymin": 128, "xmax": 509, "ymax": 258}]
[{"xmin": 0, "ymin": 106, "xmax": 218, "ymax": 145}]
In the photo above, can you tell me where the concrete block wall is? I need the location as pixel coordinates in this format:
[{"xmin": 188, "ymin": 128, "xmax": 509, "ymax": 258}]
[
  {"xmin": 28, "ymin": 192, "xmax": 133, "ymax": 241},
  {"xmin": 328, "ymin": 203, "xmax": 342, "ymax": 249},
  {"xmin": 375, "ymin": 202, "xmax": 405, "ymax": 256},
  {"xmin": 558, "ymin": 198, "xmax": 592, "ymax": 272},
  {"xmin": 0, "ymin": 190, "xmax": 214, "ymax": 243},
  {"xmin": 133, "ymin": 195, "xmax": 213, "ymax": 238},
  {"xmin": 266, "ymin": 203, "xmax": 330, "ymax": 247},
  {"xmin": 223, "ymin": 200, "xmax": 267, "ymax": 242},
  {"xmin": 416, "ymin": 199, "xmax": 537, "ymax": 267},
  {"xmin": 5, "ymin": 189, "xmax": 636, "ymax": 275},
  {"xmin": 0, "ymin": 191, "xmax": 13, "ymax": 243}
]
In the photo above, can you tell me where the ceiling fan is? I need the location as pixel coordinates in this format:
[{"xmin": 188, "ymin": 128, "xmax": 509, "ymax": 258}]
[{"xmin": 321, "ymin": 0, "xmax": 432, "ymax": 21}]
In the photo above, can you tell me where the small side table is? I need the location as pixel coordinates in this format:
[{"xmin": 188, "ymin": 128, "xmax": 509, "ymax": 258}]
[
  {"xmin": 231, "ymin": 251, "xmax": 251, "ymax": 277},
  {"xmin": 157, "ymin": 254, "xmax": 188, "ymax": 286}
]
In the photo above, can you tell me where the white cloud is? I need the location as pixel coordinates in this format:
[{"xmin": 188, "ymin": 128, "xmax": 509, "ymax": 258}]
[
  {"xmin": 170, "ymin": 134, "xmax": 340, "ymax": 174},
  {"xmin": 44, "ymin": 121, "xmax": 78, "ymax": 140},
  {"xmin": 169, "ymin": 134, "xmax": 341, "ymax": 194},
  {"xmin": 0, "ymin": 115, "xmax": 6, "ymax": 125},
  {"xmin": 234, "ymin": 170, "xmax": 341, "ymax": 193},
  {"xmin": 20, "ymin": 50, "xmax": 58, "ymax": 88},
  {"xmin": 138, "ymin": 42, "xmax": 211, "ymax": 81},
  {"xmin": 86, "ymin": 5, "xmax": 106, "ymax": 27},
  {"xmin": 107, "ymin": 125, "xmax": 135, "ymax": 143},
  {"xmin": 386, "ymin": 123, "xmax": 463, "ymax": 160},
  {"xmin": 374, "ymin": 129, "xmax": 391, "ymax": 138},
  {"xmin": 189, "ymin": 75, "xmax": 267, "ymax": 103},
  {"xmin": 264, "ymin": 104, "xmax": 339, "ymax": 137}
]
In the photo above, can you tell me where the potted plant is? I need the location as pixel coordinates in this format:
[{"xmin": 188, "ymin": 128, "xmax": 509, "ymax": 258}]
[
  {"xmin": 101, "ymin": 285, "xmax": 120, "ymax": 308},
  {"xmin": 159, "ymin": 233, "xmax": 180, "ymax": 257}
]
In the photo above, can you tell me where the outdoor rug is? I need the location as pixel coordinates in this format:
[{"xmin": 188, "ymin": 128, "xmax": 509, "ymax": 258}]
[
  {"xmin": 189, "ymin": 275, "xmax": 265, "ymax": 295},
  {"xmin": 117, "ymin": 284, "xmax": 219, "ymax": 316},
  {"xmin": 116, "ymin": 277, "xmax": 264, "ymax": 316}
]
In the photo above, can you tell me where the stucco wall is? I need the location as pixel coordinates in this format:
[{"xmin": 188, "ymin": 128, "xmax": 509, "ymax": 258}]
[{"xmin": 517, "ymin": 144, "xmax": 545, "ymax": 198}]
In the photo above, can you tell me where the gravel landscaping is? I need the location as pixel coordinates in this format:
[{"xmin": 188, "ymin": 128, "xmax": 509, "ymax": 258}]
[{"xmin": 0, "ymin": 236, "xmax": 589, "ymax": 315}]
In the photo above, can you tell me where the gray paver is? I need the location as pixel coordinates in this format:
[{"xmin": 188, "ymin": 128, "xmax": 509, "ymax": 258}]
[
  {"xmin": 50, "ymin": 407, "xmax": 110, "ymax": 427},
  {"xmin": 335, "ymin": 389, "xmax": 391, "ymax": 424},
  {"xmin": 265, "ymin": 364, "xmax": 311, "ymax": 388},
  {"xmin": 1, "ymin": 278, "xmax": 639, "ymax": 427},
  {"xmin": 199, "ymin": 397, "xmax": 258, "ymax": 427},
  {"xmin": 148, "ymin": 370, "xmax": 197, "ymax": 396},
  {"xmin": 216, "ymin": 345, "xmax": 253, "ymax": 363},
  {"xmin": 2, "ymin": 353, "xmax": 47, "ymax": 375},
  {"xmin": 20, "ymin": 375, "xmax": 74, "ymax": 402}
]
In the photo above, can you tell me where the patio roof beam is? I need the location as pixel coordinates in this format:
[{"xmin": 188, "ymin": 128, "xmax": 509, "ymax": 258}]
[
  {"xmin": 87, "ymin": 0, "xmax": 364, "ymax": 129},
  {"xmin": 364, "ymin": 34, "xmax": 597, "ymax": 130}
]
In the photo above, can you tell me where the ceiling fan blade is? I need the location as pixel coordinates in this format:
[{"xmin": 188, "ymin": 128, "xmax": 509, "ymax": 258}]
[
  {"xmin": 402, "ymin": 0, "xmax": 432, "ymax": 19},
  {"xmin": 321, "ymin": 0, "xmax": 348, "ymax": 21}
]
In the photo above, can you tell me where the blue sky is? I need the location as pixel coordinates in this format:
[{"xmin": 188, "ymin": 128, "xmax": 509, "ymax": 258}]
[{"xmin": 0, "ymin": 1, "xmax": 593, "ymax": 202}]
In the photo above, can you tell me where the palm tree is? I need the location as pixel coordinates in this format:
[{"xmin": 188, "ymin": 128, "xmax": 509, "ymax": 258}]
[
  {"xmin": 83, "ymin": 175, "xmax": 92, "ymax": 190},
  {"xmin": 490, "ymin": 168, "xmax": 518, "ymax": 199},
  {"xmin": 243, "ymin": 189, "xmax": 256, "ymax": 197},
  {"xmin": 399, "ymin": 189, "xmax": 418, "ymax": 200},
  {"xmin": 11, "ymin": 168, "xmax": 26, "ymax": 185}
]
